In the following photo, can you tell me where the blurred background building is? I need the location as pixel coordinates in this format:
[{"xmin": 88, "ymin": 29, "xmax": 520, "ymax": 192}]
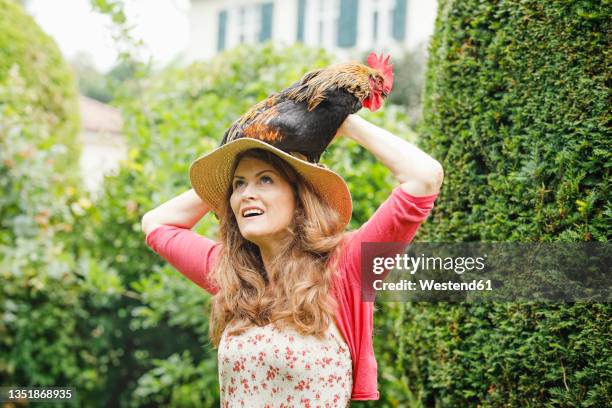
[
  {"xmin": 77, "ymin": 95, "xmax": 126, "ymax": 196},
  {"xmin": 187, "ymin": 0, "xmax": 437, "ymax": 61}
]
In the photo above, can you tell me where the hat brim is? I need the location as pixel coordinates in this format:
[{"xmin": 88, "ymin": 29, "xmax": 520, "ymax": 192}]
[{"xmin": 189, "ymin": 138, "xmax": 352, "ymax": 228}]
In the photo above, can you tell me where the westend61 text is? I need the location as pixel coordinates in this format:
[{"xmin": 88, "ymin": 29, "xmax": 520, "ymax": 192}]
[{"xmin": 373, "ymin": 279, "xmax": 493, "ymax": 291}]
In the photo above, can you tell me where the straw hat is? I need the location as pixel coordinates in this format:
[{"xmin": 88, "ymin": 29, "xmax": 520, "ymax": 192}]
[{"xmin": 189, "ymin": 138, "xmax": 352, "ymax": 228}]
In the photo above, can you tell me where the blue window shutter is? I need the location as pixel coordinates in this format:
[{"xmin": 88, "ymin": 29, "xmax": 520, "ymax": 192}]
[
  {"xmin": 259, "ymin": 3, "xmax": 273, "ymax": 42},
  {"xmin": 392, "ymin": 0, "xmax": 406, "ymax": 41},
  {"xmin": 297, "ymin": 0, "xmax": 306, "ymax": 42},
  {"xmin": 337, "ymin": 0, "xmax": 359, "ymax": 48},
  {"xmin": 217, "ymin": 10, "xmax": 227, "ymax": 51}
]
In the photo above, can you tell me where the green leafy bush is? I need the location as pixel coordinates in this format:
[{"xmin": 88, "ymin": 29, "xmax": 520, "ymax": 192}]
[
  {"xmin": 0, "ymin": 4, "xmax": 126, "ymax": 405},
  {"xmin": 0, "ymin": 0, "xmax": 80, "ymax": 178},
  {"xmin": 368, "ymin": 1, "xmax": 611, "ymax": 407},
  {"xmin": 0, "ymin": 60, "xmax": 122, "ymax": 407}
]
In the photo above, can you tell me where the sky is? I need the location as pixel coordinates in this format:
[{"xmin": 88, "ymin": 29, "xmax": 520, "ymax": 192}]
[{"xmin": 26, "ymin": 0, "xmax": 190, "ymax": 72}]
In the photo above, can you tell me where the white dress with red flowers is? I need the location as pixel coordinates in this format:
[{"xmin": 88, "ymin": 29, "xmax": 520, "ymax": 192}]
[{"xmin": 218, "ymin": 320, "xmax": 353, "ymax": 408}]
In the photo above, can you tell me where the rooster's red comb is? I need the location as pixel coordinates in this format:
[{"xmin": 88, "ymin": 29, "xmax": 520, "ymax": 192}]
[{"xmin": 367, "ymin": 52, "xmax": 394, "ymax": 94}]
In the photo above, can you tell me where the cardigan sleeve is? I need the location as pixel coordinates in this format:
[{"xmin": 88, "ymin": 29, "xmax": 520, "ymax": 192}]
[{"xmin": 145, "ymin": 225, "xmax": 222, "ymax": 295}]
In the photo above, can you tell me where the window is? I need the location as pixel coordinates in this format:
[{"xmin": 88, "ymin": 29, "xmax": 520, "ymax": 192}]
[
  {"xmin": 305, "ymin": 0, "xmax": 341, "ymax": 49},
  {"xmin": 227, "ymin": 3, "xmax": 273, "ymax": 47},
  {"xmin": 370, "ymin": 0, "xmax": 395, "ymax": 47},
  {"xmin": 235, "ymin": 4, "xmax": 260, "ymax": 45}
]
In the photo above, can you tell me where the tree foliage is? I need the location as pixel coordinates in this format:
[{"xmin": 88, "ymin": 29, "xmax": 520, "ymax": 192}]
[
  {"xmin": 70, "ymin": 52, "xmax": 114, "ymax": 103},
  {"xmin": 0, "ymin": 0, "xmax": 80, "ymax": 177},
  {"xmin": 0, "ymin": 12, "xmax": 95, "ymax": 402}
]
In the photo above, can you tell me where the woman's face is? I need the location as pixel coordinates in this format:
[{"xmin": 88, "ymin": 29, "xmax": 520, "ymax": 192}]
[{"xmin": 230, "ymin": 157, "xmax": 297, "ymax": 246}]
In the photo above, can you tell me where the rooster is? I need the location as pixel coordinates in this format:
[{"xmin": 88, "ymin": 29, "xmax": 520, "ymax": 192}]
[{"xmin": 220, "ymin": 52, "xmax": 394, "ymax": 163}]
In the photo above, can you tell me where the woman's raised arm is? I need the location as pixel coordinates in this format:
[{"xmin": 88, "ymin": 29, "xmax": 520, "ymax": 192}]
[
  {"xmin": 337, "ymin": 114, "xmax": 444, "ymax": 196},
  {"xmin": 141, "ymin": 188, "xmax": 211, "ymax": 236}
]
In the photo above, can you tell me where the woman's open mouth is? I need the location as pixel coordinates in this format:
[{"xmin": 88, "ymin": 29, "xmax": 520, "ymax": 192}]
[{"xmin": 241, "ymin": 207, "xmax": 265, "ymax": 219}]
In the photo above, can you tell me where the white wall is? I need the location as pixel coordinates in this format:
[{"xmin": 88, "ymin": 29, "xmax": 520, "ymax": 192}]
[
  {"xmin": 188, "ymin": 0, "xmax": 218, "ymax": 61},
  {"xmin": 272, "ymin": 0, "xmax": 298, "ymax": 47}
]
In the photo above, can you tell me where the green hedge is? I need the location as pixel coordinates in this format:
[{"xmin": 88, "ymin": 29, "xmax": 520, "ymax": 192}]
[
  {"xmin": 368, "ymin": 1, "xmax": 611, "ymax": 407},
  {"xmin": 419, "ymin": 0, "xmax": 609, "ymax": 243}
]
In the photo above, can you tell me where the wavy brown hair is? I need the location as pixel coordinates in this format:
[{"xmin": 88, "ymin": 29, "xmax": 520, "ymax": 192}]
[{"xmin": 207, "ymin": 148, "xmax": 347, "ymax": 347}]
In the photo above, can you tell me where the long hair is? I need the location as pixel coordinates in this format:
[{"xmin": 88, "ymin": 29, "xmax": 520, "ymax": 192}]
[{"xmin": 207, "ymin": 148, "xmax": 347, "ymax": 347}]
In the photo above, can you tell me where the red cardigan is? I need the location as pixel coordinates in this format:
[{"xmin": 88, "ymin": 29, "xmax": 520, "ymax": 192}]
[{"xmin": 145, "ymin": 186, "xmax": 438, "ymax": 400}]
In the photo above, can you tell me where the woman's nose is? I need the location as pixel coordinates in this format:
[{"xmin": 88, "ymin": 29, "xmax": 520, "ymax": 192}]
[{"xmin": 240, "ymin": 182, "xmax": 259, "ymax": 200}]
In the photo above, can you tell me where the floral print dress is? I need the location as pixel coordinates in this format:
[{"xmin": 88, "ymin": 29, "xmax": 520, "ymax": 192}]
[{"xmin": 218, "ymin": 320, "xmax": 353, "ymax": 408}]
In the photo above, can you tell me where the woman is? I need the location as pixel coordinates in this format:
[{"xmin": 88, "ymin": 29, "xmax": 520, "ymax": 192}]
[{"xmin": 142, "ymin": 114, "xmax": 443, "ymax": 406}]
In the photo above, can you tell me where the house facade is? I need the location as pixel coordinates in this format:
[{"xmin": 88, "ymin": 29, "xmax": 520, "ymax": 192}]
[
  {"xmin": 187, "ymin": 0, "xmax": 437, "ymax": 61},
  {"xmin": 78, "ymin": 95, "xmax": 126, "ymax": 197}
]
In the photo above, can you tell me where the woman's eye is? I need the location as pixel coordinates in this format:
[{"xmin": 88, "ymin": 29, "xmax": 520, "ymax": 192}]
[
  {"xmin": 260, "ymin": 175, "xmax": 273, "ymax": 184},
  {"xmin": 233, "ymin": 180, "xmax": 244, "ymax": 189}
]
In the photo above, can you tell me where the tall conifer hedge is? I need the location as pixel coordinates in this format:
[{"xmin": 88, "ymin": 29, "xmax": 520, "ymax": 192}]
[
  {"xmin": 371, "ymin": 1, "xmax": 610, "ymax": 406},
  {"xmin": 420, "ymin": 0, "xmax": 609, "ymax": 242}
]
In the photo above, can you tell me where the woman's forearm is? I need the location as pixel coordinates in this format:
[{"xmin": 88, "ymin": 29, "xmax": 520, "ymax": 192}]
[
  {"xmin": 340, "ymin": 114, "xmax": 444, "ymax": 196},
  {"xmin": 141, "ymin": 188, "xmax": 210, "ymax": 235}
]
